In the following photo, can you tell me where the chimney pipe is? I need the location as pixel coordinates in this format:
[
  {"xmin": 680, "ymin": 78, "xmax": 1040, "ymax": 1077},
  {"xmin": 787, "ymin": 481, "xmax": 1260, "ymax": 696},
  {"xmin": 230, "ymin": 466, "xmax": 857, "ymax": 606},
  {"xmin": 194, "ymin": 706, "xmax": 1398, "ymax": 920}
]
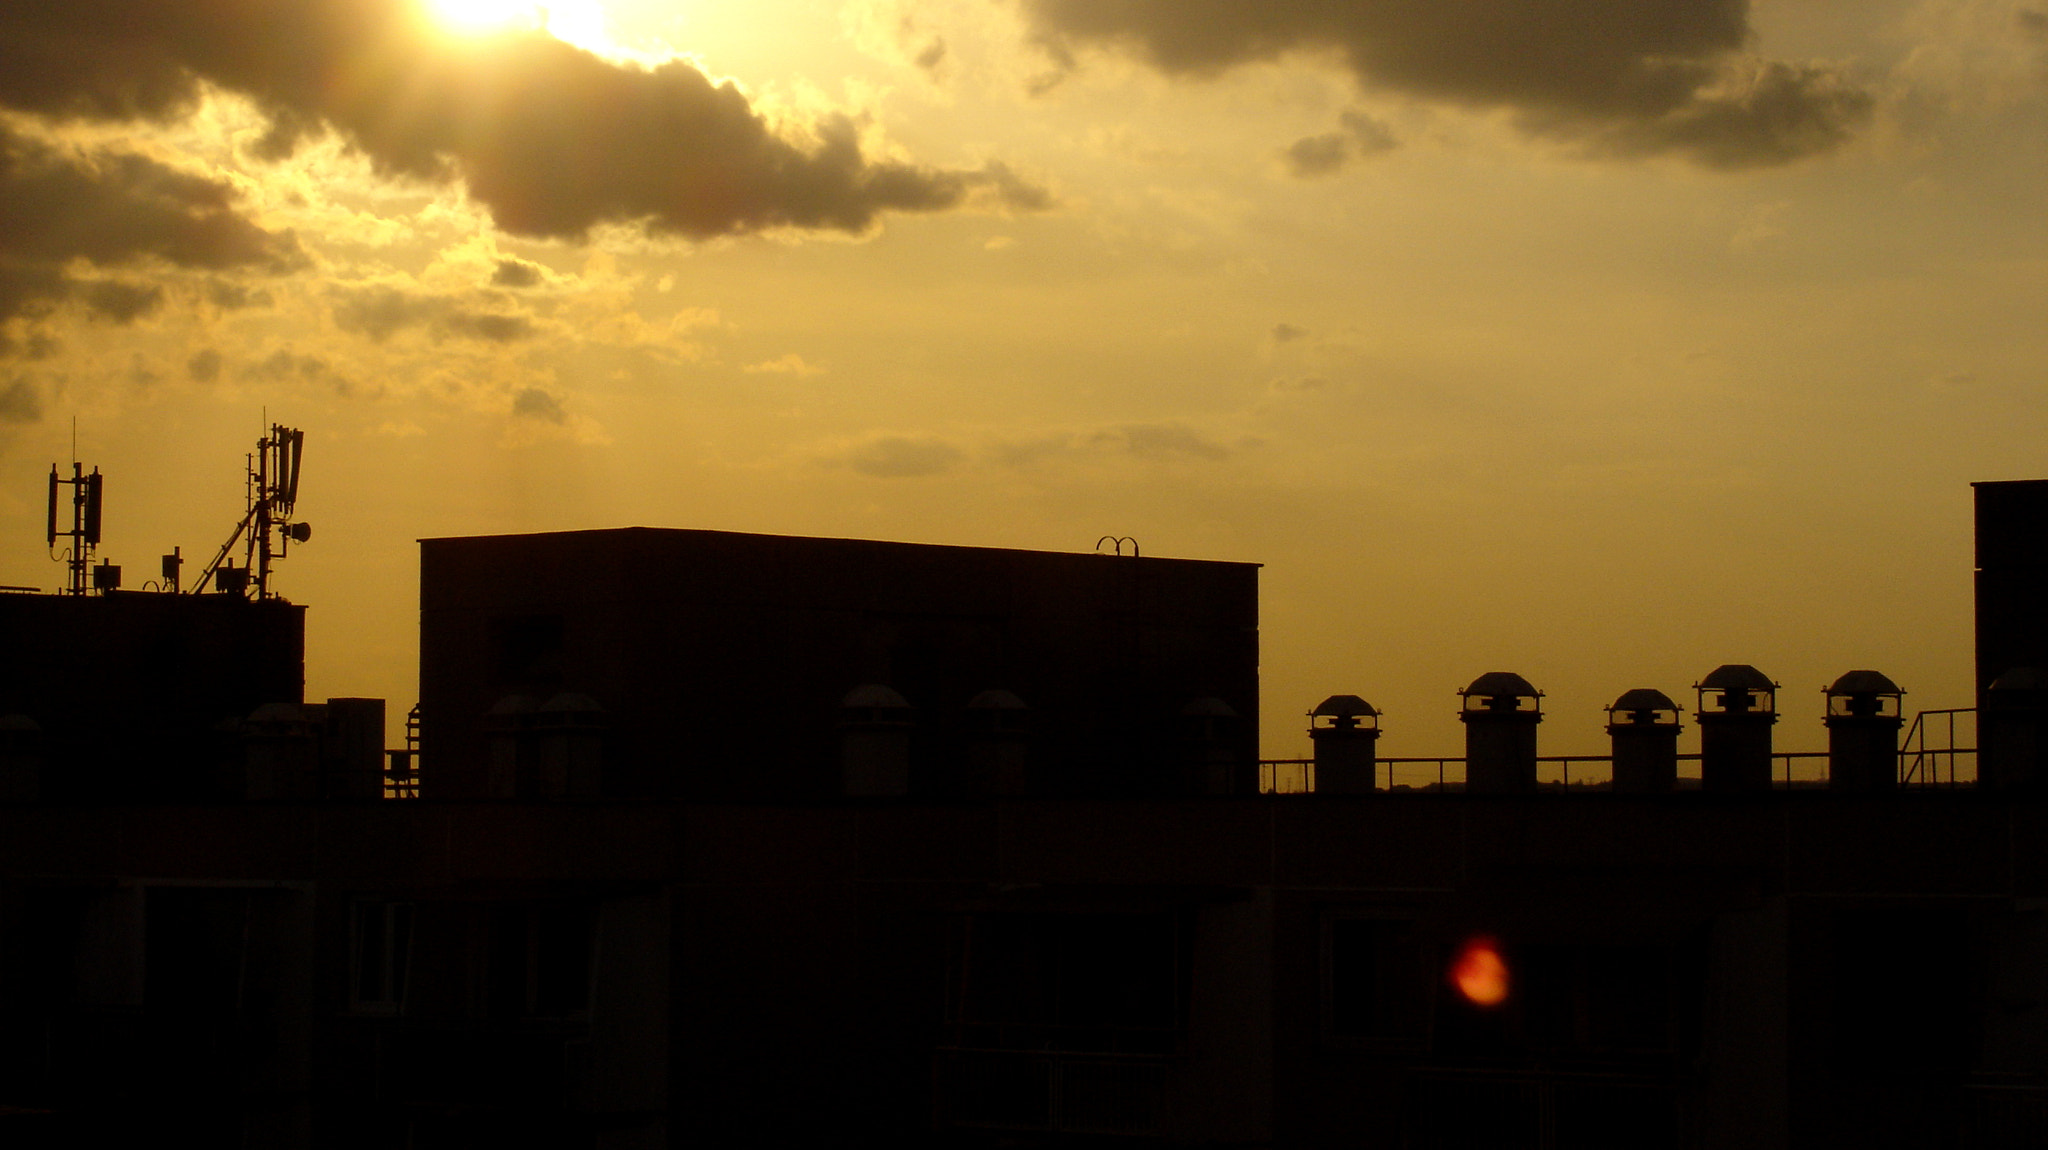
[{"xmin": 1695, "ymin": 665, "xmax": 1777, "ymax": 793}]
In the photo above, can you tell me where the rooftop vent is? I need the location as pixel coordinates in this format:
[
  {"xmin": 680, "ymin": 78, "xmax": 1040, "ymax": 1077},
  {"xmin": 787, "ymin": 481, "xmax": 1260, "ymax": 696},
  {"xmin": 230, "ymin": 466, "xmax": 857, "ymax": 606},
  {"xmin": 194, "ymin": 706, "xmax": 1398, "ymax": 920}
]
[{"xmin": 1460, "ymin": 672, "xmax": 1541, "ymax": 793}]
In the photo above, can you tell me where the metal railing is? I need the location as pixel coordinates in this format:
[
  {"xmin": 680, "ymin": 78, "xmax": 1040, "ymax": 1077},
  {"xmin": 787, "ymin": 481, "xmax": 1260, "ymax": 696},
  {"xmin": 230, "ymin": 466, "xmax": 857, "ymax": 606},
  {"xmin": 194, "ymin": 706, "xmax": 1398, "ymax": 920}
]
[
  {"xmin": 1902, "ymin": 707, "xmax": 1976, "ymax": 787},
  {"xmin": 1259, "ymin": 746, "xmax": 1968, "ymax": 795}
]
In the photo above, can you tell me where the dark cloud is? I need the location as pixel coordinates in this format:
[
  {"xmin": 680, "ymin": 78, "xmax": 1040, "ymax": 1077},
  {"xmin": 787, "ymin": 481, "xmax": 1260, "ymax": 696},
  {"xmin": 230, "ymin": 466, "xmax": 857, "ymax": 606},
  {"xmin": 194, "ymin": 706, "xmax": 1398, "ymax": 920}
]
[
  {"xmin": 0, "ymin": 376, "xmax": 40, "ymax": 422},
  {"xmin": 512, "ymin": 387, "xmax": 567, "ymax": 424},
  {"xmin": 2018, "ymin": 8, "xmax": 2048, "ymax": 74},
  {"xmin": 1270, "ymin": 323, "xmax": 1309, "ymax": 343},
  {"xmin": 0, "ymin": 123, "xmax": 303, "ymax": 324},
  {"xmin": 1096, "ymin": 422, "xmax": 1232, "ymax": 460},
  {"xmin": 994, "ymin": 422, "xmax": 1239, "ymax": 467},
  {"xmin": 443, "ymin": 311, "xmax": 535, "ymax": 343},
  {"xmin": 331, "ymin": 285, "xmax": 535, "ymax": 343},
  {"xmin": 0, "ymin": 127, "xmax": 304, "ymax": 273},
  {"xmin": 0, "ymin": 2, "xmax": 1044, "ymax": 240},
  {"xmin": 206, "ymin": 279, "xmax": 271, "ymax": 310},
  {"xmin": 1592, "ymin": 60, "xmax": 1872, "ymax": 169},
  {"xmin": 83, "ymin": 280, "xmax": 165, "ymax": 323},
  {"xmin": 1283, "ymin": 110, "xmax": 1397, "ymax": 178},
  {"xmin": 1022, "ymin": 0, "xmax": 1870, "ymax": 166},
  {"xmin": 1284, "ymin": 133, "xmax": 1349, "ymax": 178},
  {"xmin": 846, "ymin": 435, "xmax": 963, "ymax": 478},
  {"xmin": 0, "ymin": 262, "xmax": 69, "ymax": 325},
  {"xmin": 491, "ymin": 258, "xmax": 544, "ymax": 288},
  {"xmin": 252, "ymin": 348, "xmax": 328, "ymax": 381},
  {"xmin": 0, "ymin": 331, "xmax": 61, "ymax": 362},
  {"xmin": 886, "ymin": 13, "xmax": 949, "ymax": 78},
  {"xmin": 973, "ymin": 161, "xmax": 1058, "ymax": 212},
  {"xmin": 188, "ymin": 348, "xmax": 222, "ymax": 382},
  {"xmin": 1341, "ymin": 110, "xmax": 1398, "ymax": 152},
  {"xmin": 331, "ymin": 287, "xmax": 431, "ymax": 342}
]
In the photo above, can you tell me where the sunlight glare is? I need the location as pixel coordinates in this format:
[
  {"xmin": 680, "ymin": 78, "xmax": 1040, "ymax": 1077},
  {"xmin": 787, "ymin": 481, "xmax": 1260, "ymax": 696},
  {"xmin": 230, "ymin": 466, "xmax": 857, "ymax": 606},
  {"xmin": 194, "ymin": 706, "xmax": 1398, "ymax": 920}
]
[
  {"xmin": 426, "ymin": 0, "xmax": 544, "ymax": 35},
  {"xmin": 1450, "ymin": 936, "xmax": 1510, "ymax": 1008},
  {"xmin": 423, "ymin": 0, "xmax": 618, "ymax": 57}
]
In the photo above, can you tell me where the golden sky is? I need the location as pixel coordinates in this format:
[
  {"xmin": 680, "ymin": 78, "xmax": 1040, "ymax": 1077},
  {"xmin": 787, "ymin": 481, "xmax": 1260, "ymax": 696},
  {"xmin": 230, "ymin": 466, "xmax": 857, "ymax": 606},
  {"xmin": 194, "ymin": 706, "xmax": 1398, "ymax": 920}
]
[{"xmin": 1, "ymin": 0, "xmax": 2042, "ymax": 760}]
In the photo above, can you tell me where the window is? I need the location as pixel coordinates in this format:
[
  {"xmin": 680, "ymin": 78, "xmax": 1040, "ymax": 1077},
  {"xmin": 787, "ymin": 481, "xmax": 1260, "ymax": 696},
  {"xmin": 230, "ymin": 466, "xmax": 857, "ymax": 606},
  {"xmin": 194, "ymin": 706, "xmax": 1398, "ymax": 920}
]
[
  {"xmin": 1829, "ymin": 905, "xmax": 1969, "ymax": 1070},
  {"xmin": 486, "ymin": 902, "xmax": 593, "ymax": 1020},
  {"xmin": 1324, "ymin": 915, "xmax": 1424, "ymax": 1044},
  {"xmin": 938, "ymin": 911, "xmax": 1185, "ymax": 1135},
  {"xmin": 1431, "ymin": 940, "xmax": 1676, "ymax": 1057},
  {"xmin": 351, "ymin": 899, "xmax": 413, "ymax": 1014},
  {"xmin": 947, "ymin": 911, "xmax": 1184, "ymax": 1050},
  {"xmin": 1521, "ymin": 943, "xmax": 1673, "ymax": 1054}
]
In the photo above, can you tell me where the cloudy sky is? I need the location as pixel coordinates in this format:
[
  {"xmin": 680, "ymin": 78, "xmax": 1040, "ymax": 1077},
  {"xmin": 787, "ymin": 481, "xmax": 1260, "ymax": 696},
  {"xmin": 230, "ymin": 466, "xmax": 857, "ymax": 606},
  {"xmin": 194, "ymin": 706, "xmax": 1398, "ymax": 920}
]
[{"xmin": 1, "ymin": 0, "xmax": 2042, "ymax": 761}]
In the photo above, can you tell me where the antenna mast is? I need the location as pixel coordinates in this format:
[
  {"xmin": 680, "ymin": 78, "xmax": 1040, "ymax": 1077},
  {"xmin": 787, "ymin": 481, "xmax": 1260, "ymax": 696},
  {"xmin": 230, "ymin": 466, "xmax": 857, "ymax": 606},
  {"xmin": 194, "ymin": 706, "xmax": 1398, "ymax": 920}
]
[
  {"xmin": 191, "ymin": 424, "xmax": 310, "ymax": 598},
  {"xmin": 46, "ymin": 461, "xmax": 104, "ymax": 596}
]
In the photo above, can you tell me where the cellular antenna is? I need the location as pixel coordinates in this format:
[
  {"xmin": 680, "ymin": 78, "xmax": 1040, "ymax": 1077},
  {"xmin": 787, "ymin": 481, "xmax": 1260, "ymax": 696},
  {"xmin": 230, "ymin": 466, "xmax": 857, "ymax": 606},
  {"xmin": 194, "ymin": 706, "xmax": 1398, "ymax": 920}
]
[
  {"xmin": 46, "ymin": 459, "xmax": 105, "ymax": 596},
  {"xmin": 191, "ymin": 423, "xmax": 312, "ymax": 599}
]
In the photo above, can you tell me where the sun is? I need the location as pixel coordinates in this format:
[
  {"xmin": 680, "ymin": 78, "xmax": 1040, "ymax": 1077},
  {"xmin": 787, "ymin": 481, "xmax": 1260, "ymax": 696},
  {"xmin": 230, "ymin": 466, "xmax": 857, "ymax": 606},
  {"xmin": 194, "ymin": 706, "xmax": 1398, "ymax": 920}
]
[
  {"xmin": 424, "ymin": 0, "xmax": 545, "ymax": 35},
  {"xmin": 421, "ymin": 0, "xmax": 619, "ymax": 57}
]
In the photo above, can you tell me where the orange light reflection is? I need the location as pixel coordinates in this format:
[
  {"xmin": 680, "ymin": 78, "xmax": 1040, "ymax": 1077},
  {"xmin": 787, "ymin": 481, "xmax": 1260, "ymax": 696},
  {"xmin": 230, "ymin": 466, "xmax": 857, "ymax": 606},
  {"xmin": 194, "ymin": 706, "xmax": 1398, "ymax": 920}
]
[{"xmin": 1450, "ymin": 935, "xmax": 1510, "ymax": 1007}]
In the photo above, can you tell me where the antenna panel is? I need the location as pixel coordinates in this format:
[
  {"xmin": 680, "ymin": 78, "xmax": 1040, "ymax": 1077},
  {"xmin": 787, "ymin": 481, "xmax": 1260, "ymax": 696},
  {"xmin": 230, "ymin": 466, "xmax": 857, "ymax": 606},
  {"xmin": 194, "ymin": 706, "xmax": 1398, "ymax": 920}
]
[
  {"xmin": 83, "ymin": 470, "xmax": 103, "ymax": 545},
  {"xmin": 283, "ymin": 428, "xmax": 303, "ymax": 507}
]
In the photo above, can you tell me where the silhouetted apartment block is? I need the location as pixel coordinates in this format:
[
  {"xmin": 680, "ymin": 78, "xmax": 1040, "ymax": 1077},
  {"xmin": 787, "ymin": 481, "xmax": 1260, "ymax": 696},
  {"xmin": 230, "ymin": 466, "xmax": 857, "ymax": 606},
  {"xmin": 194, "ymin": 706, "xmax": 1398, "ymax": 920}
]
[
  {"xmin": 417, "ymin": 528, "xmax": 1261, "ymax": 801},
  {"xmin": 2, "ymin": 513, "xmax": 2047, "ymax": 1149},
  {"xmin": 1976, "ymin": 480, "xmax": 2048, "ymax": 705},
  {"xmin": 0, "ymin": 590, "xmax": 303, "ymax": 801},
  {"xmin": 1976, "ymin": 480, "xmax": 2048, "ymax": 792}
]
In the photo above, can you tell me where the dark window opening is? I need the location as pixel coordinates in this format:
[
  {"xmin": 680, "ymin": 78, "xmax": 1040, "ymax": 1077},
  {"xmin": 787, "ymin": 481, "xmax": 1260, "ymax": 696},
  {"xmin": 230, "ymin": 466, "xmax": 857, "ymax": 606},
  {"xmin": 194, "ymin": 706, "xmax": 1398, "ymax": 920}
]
[
  {"xmin": 939, "ymin": 911, "xmax": 1185, "ymax": 1135},
  {"xmin": 1327, "ymin": 916, "xmax": 1423, "ymax": 1042},
  {"xmin": 1432, "ymin": 942, "xmax": 1675, "ymax": 1058},
  {"xmin": 486, "ymin": 902, "xmax": 594, "ymax": 1021},
  {"xmin": 147, "ymin": 887, "xmax": 251, "ymax": 1018},
  {"xmin": 1829, "ymin": 905, "xmax": 1972, "ymax": 1071},
  {"xmin": 351, "ymin": 899, "xmax": 413, "ymax": 1014},
  {"xmin": 948, "ymin": 912, "xmax": 1183, "ymax": 1050}
]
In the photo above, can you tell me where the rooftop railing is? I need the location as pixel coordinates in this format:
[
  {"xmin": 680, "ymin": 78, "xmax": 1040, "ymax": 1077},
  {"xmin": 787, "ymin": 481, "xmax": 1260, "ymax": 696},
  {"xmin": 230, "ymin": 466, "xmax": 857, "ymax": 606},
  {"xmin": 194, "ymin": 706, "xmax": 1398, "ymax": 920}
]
[{"xmin": 1261, "ymin": 742, "xmax": 1980, "ymax": 795}]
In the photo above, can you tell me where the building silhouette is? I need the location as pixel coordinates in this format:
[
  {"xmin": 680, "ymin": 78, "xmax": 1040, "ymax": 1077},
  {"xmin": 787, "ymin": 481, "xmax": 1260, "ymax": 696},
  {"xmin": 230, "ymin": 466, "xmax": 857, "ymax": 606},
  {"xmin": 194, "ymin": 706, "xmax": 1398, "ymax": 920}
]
[{"xmin": 0, "ymin": 488, "xmax": 2044, "ymax": 1148}]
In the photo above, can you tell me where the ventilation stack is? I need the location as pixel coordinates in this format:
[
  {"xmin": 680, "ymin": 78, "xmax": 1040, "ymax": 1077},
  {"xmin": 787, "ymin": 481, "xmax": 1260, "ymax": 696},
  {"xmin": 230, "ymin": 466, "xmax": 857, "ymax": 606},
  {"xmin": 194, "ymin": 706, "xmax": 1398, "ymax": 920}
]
[
  {"xmin": 485, "ymin": 694, "xmax": 538, "ymax": 800},
  {"xmin": 840, "ymin": 684, "xmax": 913, "ymax": 797},
  {"xmin": 1824, "ymin": 671, "xmax": 1903, "ymax": 793},
  {"xmin": 1695, "ymin": 665, "xmax": 1777, "ymax": 793},
  {"xmin": 965, "ymin": 689, "xmax": 1031, "ymax": 797},
  {"xmin": 1606, "ymin": 689, "xmax": 1681, "ymax": 793},
  {"xmin": 1459, "ymin": 673, "xmax": 1542, "ymax": 794},
  {"xmin": 1309, "ymin": 694, "xmax": 1381, "ymax": 794},
  {"xmin": 244, "ymin": 701, "xmax": 321, "ymax": 800},
  {"xmin": 535, "ymin": 692, "xmax": 605, "ymax": 800}
]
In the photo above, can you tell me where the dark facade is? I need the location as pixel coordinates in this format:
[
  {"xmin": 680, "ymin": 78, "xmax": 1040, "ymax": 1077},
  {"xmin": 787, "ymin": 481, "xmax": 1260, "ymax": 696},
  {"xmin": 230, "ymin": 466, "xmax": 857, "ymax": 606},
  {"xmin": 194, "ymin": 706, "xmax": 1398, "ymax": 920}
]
[
  {"xmin": 0, "ymin": 591, "xmax": 303, "ymax": 801},
  {"xmin": 1, "ymin": 792, "xmax": 2042, "ymax": 1148},
  {"xmin": 1, "ymin": 520, "xmax": 2045, "ymax": 1148},
  {"xmin": 1975, "ymin": 479, "xmax": 2048, "ymax": 709},
  {"xmin": 418, "ymin": 528, "xmax": 1261, "ymax": 802}
]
